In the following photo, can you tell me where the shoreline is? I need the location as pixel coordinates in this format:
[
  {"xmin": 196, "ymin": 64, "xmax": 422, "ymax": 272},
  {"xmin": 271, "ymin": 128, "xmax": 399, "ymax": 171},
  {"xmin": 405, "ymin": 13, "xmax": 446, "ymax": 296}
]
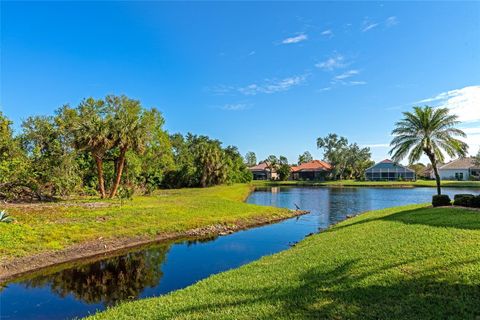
[{"xmin": 0, "ymin": 209, "xmax": 309, "ymax": 283}]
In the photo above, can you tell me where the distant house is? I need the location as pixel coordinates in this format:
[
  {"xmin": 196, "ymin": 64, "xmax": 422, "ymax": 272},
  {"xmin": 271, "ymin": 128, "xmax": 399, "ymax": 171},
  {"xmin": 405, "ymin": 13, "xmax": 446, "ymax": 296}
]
[
  {"xmin": 437, "ymin": 157, "xmax": 480, "ymax": 181},
  {"xmin": 290, "ymin": 160, "xmax": 333, "ymax": 181},
  {"xmin": 248, "ymin": 162, "xmax": 278, "ymax": 180},
  {"xmin": 365, "ymin": 159, "xmax": 416, "ymax": 181}
]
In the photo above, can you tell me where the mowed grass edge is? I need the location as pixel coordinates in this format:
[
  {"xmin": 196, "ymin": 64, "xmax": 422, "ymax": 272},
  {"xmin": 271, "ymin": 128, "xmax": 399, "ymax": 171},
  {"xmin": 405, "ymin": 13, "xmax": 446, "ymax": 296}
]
[
  {"xmin": 88, "ymin": 204, "xmax": 480, "ymax": 320},
  {"xmin": 0, "ymin": 184, "xmax": 291, "ymax": 263}
]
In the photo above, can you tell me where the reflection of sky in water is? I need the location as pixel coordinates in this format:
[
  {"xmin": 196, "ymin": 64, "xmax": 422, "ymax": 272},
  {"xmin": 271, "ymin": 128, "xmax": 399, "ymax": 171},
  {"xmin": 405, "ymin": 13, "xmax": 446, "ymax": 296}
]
[{"xmin": 2, "ymin": 186, "xmax": 479, "ymax": 320}]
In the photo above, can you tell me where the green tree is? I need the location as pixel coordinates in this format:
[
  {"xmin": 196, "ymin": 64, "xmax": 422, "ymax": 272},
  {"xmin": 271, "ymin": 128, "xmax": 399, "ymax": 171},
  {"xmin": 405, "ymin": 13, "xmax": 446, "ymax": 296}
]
[
  {"xmin": 298, "ymin": 151, "xmax": 313, "ymax": 165},
  {"xmin": 390, "ymin": 106, "xmax": 468, "ymax": 195},
  {"xmin": 58, "ymin": 98, "xmax": 115, "ymax": 198},
  {"xmin": 317, "ymin": 134, "xmax": 372, "ymax": 180},
  {"xmin": 265, "ymin": 155, "xmax": 279, "ymax": 180},
  {"xmin": 277, "ymin": 155, "xmax": 291, "ymax": 181},
  {"xmin": 244, "ymin": 151, "xmax": 257, "ymax": 167},
  {"xmin": 474, "ymin": 149, "xmax": 480, "ymax": 167},
  {"xmin": 0, "ymin": 112, "xmax": 30, "ymax": 186},
  {"xmin": 20, "ymin": 115, "xmax": 80, "ymax": 196},
  {"xmin": 408, "ymin": 163, "xmax": 426, "ymax": 178}
]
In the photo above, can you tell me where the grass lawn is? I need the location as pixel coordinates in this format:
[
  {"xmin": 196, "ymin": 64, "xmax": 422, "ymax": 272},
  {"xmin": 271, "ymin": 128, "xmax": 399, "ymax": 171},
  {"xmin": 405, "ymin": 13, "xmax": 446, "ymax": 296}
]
[
  {"xmin": 88, "ymin": 205, "xmax": 480, "ymax": 320},
  {"xmin": 254, "ymin": 179, "xmax": 480, "ymax": 188},
  {"xmin": 0, "ymin": 184, "xmax": 290, "ymax": 263}
]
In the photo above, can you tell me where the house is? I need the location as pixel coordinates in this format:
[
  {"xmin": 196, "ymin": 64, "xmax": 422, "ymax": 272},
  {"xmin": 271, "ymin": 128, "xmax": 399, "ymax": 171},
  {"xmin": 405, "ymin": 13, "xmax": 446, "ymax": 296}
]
[
  {"xmin": 365, "ymin": 159, "xmax": 416, "ymax": 181},
  {"xmin": 437, "ymin": 157, "xmax": 480, "ymax": 181},
  {"xmin": 248, "ymin": 162, "xmax": 278, "ymax": 180},
  {"xmin": 290, "ymin": 160, "xmax": 333, "ymax": 181}
]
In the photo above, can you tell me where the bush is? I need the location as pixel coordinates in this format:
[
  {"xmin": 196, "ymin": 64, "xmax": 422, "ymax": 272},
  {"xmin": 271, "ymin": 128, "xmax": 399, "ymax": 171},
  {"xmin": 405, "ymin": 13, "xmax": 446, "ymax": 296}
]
[
  {"xmin": 432, "ymin": 194, "xmax": 451, "ymax": 207},
  {"xmin": 471, "ymin": 195, "xmax": 480, "ymax": 208},
  {"xmin": 453, "ymin": 194, "xmax": 480, "ymax": 208},
  {"xmin": 453, "ymin": 194, "xmax": 475, "ymax": 207}
]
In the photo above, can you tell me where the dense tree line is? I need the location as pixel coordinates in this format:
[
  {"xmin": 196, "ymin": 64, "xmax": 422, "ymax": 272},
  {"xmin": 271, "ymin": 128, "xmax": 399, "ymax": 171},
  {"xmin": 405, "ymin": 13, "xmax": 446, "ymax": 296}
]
[
  {"xmin": 0, "ymin": 95, "xmax": 251, "ymax": 201},
  {"xmin": 317, "ymin": 133, "xmax": 374, "ymax": 180}
]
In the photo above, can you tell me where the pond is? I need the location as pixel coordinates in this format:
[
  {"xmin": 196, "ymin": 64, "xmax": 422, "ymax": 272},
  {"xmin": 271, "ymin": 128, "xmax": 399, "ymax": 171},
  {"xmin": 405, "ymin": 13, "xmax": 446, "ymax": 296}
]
[{"xmin": 1, "ymin": 186, "xmax": 478, "ymax": 320}]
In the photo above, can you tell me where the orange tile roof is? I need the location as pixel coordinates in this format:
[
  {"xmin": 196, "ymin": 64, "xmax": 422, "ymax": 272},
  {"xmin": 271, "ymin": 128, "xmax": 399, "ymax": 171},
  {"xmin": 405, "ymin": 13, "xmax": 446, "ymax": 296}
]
[{"xmin": 291, "ymin": 160, "xmax": 332, "ymax": 172}]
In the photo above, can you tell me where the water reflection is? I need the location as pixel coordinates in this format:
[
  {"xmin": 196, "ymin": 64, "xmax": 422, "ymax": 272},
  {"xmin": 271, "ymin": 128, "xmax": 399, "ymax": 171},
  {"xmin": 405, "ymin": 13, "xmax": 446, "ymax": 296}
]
[{"xmin": 23, "ymin": 245, "xmax": 169, "ymax": 307}]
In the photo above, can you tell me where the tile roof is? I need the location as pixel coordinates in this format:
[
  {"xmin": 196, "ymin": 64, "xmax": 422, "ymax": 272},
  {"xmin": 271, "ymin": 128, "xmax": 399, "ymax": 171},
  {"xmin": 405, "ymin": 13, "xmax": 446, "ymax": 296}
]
[
  {"xmin": 291, "ymin": 160, "xmax": 332, "ymax": 172},
  {"xmin": 248, "ymin": 162, "xmax": 276, "ymax": 171},
  {"xmin": 439, "ymin": 157, "xmax": 480, "ymax": 170}
]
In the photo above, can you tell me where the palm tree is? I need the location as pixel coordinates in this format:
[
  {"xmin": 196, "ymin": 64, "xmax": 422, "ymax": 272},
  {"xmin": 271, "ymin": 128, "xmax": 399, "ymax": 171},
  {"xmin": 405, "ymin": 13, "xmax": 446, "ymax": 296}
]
[
  {"xmin": 390, "ymin": 106, "xmax": 468, "ymax": 195},
  {"xmin": 58, "ymin": 99, "xmax": 114, "ymax": 198},
  {"xmin": 108, "ymin": 96, "xmax": 158, "ymax": 198}
]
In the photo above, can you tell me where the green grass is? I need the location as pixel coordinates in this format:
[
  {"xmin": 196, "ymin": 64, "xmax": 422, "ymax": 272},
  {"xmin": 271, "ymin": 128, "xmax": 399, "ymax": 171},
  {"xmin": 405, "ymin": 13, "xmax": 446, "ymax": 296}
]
[
  {"xmin": 0, "ymin": 184, "xmax": 291, "ymax": 263},
  {"xmin": 88, "ymin": 205, "xmax": 480, "ymax": 320},
  {"xmin": 254, "ymin": 179, "xmax": 480, "ymax": 188}
]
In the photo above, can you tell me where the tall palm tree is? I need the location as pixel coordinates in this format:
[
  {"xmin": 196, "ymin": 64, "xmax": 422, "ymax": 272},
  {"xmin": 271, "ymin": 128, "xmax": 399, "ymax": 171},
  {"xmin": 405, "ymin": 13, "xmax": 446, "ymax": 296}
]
[
  {"xmin": 390, "ymin": 106, "xmax": 468, "ymax": 195},
  {"xmin": 108, "ymin": 96, "xmax": 157, "ymax": 198},
  {"xmin": 58, "ymin": 99, "xmax": 114, "ymax": 198}
]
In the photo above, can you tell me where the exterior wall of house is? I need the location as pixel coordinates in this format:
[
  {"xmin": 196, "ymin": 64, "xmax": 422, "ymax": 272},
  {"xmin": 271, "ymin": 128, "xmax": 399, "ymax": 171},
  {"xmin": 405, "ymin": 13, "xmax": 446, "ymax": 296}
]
[{"xmin": 438, "ymin": 169, "xmax": 470, "ymax": 181}]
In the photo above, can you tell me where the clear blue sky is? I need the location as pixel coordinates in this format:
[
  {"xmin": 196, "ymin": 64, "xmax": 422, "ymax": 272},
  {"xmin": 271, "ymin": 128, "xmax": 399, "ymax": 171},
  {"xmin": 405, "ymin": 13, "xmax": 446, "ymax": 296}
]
[{"xmin": 2, "ymin": 1, "xmax": 479, "ymax": 163}]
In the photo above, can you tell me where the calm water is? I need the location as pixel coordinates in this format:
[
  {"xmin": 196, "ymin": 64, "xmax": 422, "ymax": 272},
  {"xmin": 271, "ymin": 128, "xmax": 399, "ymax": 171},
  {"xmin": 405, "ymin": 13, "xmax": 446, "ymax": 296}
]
[{"xmin": 1, "ymin": 186, "xmax": 478, "ymax": 320}]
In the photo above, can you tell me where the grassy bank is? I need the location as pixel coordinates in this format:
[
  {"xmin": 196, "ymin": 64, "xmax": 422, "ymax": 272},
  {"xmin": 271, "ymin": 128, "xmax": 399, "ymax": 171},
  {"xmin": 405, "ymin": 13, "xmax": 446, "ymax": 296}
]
[
  {"xmin": 0, "ymin": 184, "xmax": 291, "ymax": 264},
  {"xmin": 254, "ymin": 179, "xmax": 480, "ymax": 188},
  {"xmin": 89, "ymin": 205, "xmax": 480, "ymax": 320}
]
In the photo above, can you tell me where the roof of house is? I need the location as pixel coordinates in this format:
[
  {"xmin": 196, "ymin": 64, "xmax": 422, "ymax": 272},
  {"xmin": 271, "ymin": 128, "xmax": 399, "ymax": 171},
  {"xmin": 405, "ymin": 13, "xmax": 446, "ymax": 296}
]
[
  {"xmin": 248, "ymin": 162, "xmax": 276, "ymax": 172},
  {"xmin": 291, "ymin": 160, "xmax": 332, "ymax": 172},
  {"xmin": 365, "ymin": 159, "xmax": 415, "ymax": 173},
  {"xmin": 439, "ymin": 157, "xmax": 480, "ymax": 170}
]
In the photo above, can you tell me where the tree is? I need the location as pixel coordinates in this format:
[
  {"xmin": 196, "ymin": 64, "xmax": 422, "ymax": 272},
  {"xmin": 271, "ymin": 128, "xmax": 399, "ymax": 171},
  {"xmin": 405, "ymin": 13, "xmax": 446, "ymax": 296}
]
[
  {"xmin": 277, "ymin": 156, "xmax": 291, "ymax": 181},
  {"xmin": 390, "ymin": 106, "xmax": 468, "ymax": 195},
  {"xmin": 58, "ymin": 98, "xmax": 115, "ymax": 198},
  {"xmin": 20, "ymin": 115, "xmax": 80, "ymax": 196},
  {"xmin": 265, "ymin": 155, "xmax": 278, "ymax": 180},
  {"xmin": 0, "ymin": 112, "xmax": 30, "ymax": 185},
  {"xmin": 317, "ymin": 134, "xmax": 372, "ymax": 180},
  {"xmin": 474, "ymin": 149, "xmax": 480, "ymax": 167},
  {"xmin": 298, "ymin": 151, "xmax": 313, "ymax": 165},
  {"xmin": 108, "ymin": 96, "xmax": 165, "ymax": 198},
  {"xmin": 408, "ymin": 163, "xmax": 426, "ymax": 177},
  {"xmin": 244, "ymin": 151, "xmax": 257, "ymax": 167}
]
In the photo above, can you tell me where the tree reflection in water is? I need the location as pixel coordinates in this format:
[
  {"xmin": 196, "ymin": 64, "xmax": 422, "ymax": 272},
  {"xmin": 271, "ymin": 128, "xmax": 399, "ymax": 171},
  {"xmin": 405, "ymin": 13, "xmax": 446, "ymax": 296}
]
[{"xmin": 23, "ymin": 244, "xmax": 170, "ymax": 306}]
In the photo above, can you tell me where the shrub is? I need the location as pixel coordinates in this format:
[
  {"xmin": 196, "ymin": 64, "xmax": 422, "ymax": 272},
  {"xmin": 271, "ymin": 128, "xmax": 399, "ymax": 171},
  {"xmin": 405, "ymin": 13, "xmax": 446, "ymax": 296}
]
[
  {"xmin": 432, "ymin": 194, "xmax": 451, "ymax": 207},
  {"xmin": 0, "ymin": 210, "xmax": 15, "ymax": 223},
  {"xmin": 453, "ymin": 194, "xmax": 475, "ymax": 207},
  {"xmin": 471, "ymin": 195, "xmax": 480, "ymax": 208}
]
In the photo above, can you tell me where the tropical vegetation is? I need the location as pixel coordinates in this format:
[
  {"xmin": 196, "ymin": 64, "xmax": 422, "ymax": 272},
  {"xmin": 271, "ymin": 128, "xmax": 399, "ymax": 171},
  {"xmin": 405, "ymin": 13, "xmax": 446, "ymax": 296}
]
[
  {"xmin": 316, "ymin": 133, "xmax": 374, "ymax": 180},
  {"xmin": 0, "ymin": 96, "xmax": 251, "ymax": 201},
  {"xmin": 390, "ymin": 106, "xmax": 468, "ymax": 195}
]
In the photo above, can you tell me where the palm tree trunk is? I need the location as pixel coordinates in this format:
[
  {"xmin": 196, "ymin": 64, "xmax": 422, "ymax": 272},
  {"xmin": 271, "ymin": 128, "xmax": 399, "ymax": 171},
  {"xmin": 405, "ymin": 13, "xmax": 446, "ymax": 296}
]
[
  {"xmin": 94, "ymin": 156, "xmax": 106, "ymax": 198},
  {"xmin": 432, "ymin": 163, "xmax": 441, "ymax": 195},
  {"xmin": 109, "ymin": 147, "xmax": 127, "ymax": 198},
  {"xmin": 426, "ymin": 151, "xmax": 441, "ymax": 195}
]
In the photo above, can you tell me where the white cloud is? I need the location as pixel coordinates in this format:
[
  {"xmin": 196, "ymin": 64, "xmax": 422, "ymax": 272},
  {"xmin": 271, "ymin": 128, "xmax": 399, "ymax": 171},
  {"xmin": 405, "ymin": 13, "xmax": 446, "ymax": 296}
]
[
  {"xmin": 362, "ymin": 22, "xmax": 379, "ymax": 32},
  {"xmin": 416, "ymin": 85, "xmax": 480, "ymax": 123},
  {"xmin": 321, "ymin": 29, "xmax": 333, "ymax": 37},
  {"xmin": 362, "ymin": 143, "xmax": 390, "ymax": 148},
  {"xmin": 282, "ymin": 33, "xmax": 308, "ymax": 44},
  {"xmin": 386, "ymin": 16, "xmax": 398, "ymax": 27},
  {"xmin": 318, "ymin": 87, "xmax": 332, "ymax": 92},
  {"xmin": 221, "ymin": 103, "xmax": 249, "ymax": 111},
  {"xmin": 349, "ymin": 81, "xmax": 367, "ymax": 86},
  {"xmin": 238, "ymin": 75, "xmax": 308, "ymax": 95},
  {"xmin": 334, "ymin": 69, "xmax": 359, "ymax": 80},
  {"xmin": 315, "ymin": 54, "xmax": 345, "ymax": 70}
]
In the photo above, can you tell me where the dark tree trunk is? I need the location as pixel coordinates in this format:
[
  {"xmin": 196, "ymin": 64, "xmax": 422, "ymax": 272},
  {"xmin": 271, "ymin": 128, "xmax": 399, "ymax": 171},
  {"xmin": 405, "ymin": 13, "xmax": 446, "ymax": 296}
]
[
  {"xmin": 109, "ymin": 147, "xmax": 127, "ymax": 198},
  {"xmin": 94, "ymin": 156, "xmax": 106, "ymax": 198},
  {"xmin": 425, "ymin": 150, "xmax": 441, "ymax": 195}
]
